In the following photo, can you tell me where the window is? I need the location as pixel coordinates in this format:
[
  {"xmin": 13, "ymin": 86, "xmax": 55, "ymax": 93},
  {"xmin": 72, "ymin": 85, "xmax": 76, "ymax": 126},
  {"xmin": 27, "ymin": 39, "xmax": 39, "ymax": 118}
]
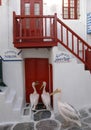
[
  {"xmin": 34, "ymin": 3, "xmax": 40, "ymax": 15},
  {"xmin": 24, "ymin": 3, "xmax": 30, "ymax": 29},
  {"xmin": 62, "ymin": 0, "xmax": 80, "ymax": 19}
]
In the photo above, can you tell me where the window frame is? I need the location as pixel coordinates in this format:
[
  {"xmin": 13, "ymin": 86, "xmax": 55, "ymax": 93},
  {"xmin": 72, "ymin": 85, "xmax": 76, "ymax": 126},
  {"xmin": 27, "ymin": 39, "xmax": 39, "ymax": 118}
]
[{"xmin": 62, "ymin": 0, "xmax": 79, "ymax": 19}]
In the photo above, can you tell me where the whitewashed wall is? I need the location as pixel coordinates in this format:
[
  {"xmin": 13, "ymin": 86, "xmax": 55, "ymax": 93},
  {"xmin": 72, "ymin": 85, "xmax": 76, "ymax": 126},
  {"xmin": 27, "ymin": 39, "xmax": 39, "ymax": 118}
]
[
  {"xmin": 3, "ymin": 60, "xmax": 25, "ymax": 100},
  {"xmin": 0, "ymin": 1, "xmax": 8, "ymax": 49},
  {"xmin": 51, "ymin": 47, "xmax": 91, "ymax": 112},
  {"xmin": 0, "ymin": 0, "xmax": 91, "ymax": 113},
  {"xmin": 0, "ymin": 0, "xmax": 90, "ymax": 48}
]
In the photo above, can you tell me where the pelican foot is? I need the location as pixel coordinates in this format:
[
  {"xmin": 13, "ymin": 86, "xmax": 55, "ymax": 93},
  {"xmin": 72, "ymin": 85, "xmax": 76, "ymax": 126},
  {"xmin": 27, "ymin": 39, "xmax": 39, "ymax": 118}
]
[{"xmin": 31, "ymin": 107, "xmax": 36, "ymax": 111}]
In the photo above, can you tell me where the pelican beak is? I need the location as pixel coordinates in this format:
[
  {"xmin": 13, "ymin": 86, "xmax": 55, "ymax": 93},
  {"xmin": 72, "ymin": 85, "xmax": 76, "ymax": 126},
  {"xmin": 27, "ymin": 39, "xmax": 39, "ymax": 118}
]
[
  {"xmin": 50, "ymin": 88, "xmax": 61, "ymax": 96},
  {"xmin": 35, "ymin": 81, "xmax": 39, "ymax": 86},
  {"xmin": 40, "ymin": 84, "xmax": 44, "ymax": 90}
]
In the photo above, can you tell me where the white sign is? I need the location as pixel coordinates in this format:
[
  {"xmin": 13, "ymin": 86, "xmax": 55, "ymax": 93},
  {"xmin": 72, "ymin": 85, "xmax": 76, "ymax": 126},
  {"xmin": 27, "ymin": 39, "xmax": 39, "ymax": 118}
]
[
  {"xmin": 1, "ymin": 49, "xmax": 22, "ymax": 61},
  {"xmin": 87, "ymin": 12, "xmax": 91, "ymax": 34},
  {"xmin": 54, "ymin": 52, "xmax": 71, "ymax": 63}
]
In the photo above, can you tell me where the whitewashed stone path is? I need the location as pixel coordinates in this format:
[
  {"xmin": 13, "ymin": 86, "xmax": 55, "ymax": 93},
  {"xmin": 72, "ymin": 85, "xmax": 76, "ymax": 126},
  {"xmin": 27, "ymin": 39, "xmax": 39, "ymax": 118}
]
[{"xmin": 0, "ymin": 107, "xmax": 91, "ymax": 130}]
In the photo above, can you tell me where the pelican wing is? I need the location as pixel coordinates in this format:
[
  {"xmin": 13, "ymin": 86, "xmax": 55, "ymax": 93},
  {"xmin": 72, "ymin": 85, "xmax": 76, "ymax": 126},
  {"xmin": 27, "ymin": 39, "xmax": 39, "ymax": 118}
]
[
  {"xmin": 63, "ymin": 102, "xmax": 80, "ymax": 115},
  {"xmin": 58, "ymin": 102, "xmax": 80, "ymax": 121},
  {"xmin": 30, "ymin": 93, "xmax": 39, "ymax": 106},
  {"xmin": 41, "ymin": 92, "xmax": 50, "ymax": 106}
]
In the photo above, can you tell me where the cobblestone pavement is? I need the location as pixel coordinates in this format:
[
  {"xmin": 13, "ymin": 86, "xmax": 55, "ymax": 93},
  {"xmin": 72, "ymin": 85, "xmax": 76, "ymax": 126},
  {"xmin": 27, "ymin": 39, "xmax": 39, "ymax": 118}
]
[
  {"xmin": 0, "ymin": 107, "xmax": 91, "ymax": 130},
  {"xmin": 55, "ymin": 107, "xmax": 91, "ymax": 130}
]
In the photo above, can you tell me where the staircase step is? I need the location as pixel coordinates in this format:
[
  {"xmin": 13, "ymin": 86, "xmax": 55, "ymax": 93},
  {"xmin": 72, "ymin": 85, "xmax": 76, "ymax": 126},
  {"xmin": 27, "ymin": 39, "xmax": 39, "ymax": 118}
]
[
  {"xmin": 13, "ymin": 97, "xmax": 23, "ymax": 112},
  {"xmin": 6, "ymin": 90, "xmax": 16, "ymax": 104},
  {"xmin": 0, "ymin": 87, "xmax": 9, "ymax": 101}
]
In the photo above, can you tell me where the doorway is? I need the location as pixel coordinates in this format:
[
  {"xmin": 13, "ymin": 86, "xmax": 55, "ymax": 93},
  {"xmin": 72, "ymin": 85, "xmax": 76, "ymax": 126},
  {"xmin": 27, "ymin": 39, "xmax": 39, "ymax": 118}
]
[
  {"xmin": 21, "ymin": 0, "xmax": 43, "ymax": 38},
  {"xmin": 25, "ymin": 58, "xmax": 53, "ymax": 104}
]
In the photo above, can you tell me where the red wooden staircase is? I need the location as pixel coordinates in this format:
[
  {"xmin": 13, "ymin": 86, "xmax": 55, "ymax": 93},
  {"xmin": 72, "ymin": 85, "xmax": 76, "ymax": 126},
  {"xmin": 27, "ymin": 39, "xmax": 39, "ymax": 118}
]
[
  {"xmin": 56, "ymin": 15, "xmax": 91, "ymax": 71},
  {"xmin": 13, "ymin": 13, "xmax": 91, "ymax": 71}
]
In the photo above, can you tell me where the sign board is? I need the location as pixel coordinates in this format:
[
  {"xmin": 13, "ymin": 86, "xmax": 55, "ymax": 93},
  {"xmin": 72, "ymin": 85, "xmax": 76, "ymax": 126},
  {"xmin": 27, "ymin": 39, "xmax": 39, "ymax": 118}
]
[
  {"xmin": 54, "ymin": 52, "xmax": 72, "ymax": 63},
  {"xmin": 0, "ymin": 49, "xmax": 22, "ymax": 61},
  {"xmin": 87, "ymin": 12, "xmax": 91, "ymax": 34}
]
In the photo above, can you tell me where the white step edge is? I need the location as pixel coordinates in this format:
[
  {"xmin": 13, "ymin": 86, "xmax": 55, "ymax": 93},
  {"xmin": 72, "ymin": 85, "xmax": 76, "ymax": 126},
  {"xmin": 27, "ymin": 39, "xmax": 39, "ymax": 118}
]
[
  {"xmin": 6, "ymin": 90, "xmax": 16, "ymax": 104},
  {"xmin": 13, "ymin": 97, "xmax": 23, "ymax": 111}
]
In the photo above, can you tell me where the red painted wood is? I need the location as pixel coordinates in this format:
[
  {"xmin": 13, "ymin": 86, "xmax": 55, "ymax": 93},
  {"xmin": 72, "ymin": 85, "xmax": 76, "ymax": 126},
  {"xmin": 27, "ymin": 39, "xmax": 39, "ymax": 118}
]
[
  {"xmin": 13, "ymin": 12, "xmax": 57, "ymax": 46},
  {"xmin": 14, "ymin": 41, "xmax": 57, "ymax": 48},
  {"xmin": 0, "ymin": 0, "xmax": 1, "ymax": 5},
  {"xmin": 25, "ymin": 58, "xmax": 52, "ymax": 103},
  {"xmin": 49, "ymin": 64, "xmax": 53, "ymax": 107},
  {"xmin": 57, "ymin": 17, "xmax": 91, "ymax": 71},
  {"xmin": 13, "ymin": 12, "xmax": 91, "ymax": 71},
  {"xmin": 85, "ymin": 50, "xmax": 91, "ymax": 71},
  {"xmin": 21, "ymin": 0, "xmax": 43, "ymax": 40}
]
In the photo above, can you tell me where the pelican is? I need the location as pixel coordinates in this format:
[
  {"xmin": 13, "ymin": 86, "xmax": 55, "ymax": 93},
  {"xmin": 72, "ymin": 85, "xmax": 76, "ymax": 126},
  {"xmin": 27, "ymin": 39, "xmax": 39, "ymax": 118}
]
[
  {"xmin": 30, "ymin": 81, "xmax": 39, "ymax": 110},
  {"xmin": 51, "ymin": 89, "xmax": 81, "ymax": 127},
  {"xmin": 40, "ymin": 81, "xmax": 51, "ymax": 110}
]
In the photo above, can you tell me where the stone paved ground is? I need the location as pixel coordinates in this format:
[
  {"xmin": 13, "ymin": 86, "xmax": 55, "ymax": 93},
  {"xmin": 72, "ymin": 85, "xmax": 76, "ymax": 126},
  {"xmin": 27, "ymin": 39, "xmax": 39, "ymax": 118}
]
[
  {"xmin": 55, "ymin": 107, "xmax": 91, "ymax": 130},
  {"xmin": 0, "ymin": 107, "xmax": 91, "ymax": 130}
]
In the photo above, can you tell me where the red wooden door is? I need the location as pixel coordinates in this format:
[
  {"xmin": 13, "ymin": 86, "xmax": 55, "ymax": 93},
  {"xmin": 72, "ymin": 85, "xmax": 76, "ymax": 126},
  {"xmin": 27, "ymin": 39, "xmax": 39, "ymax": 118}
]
[
  {"xmin": 25, "ymin": 58, "xmax": 52, "ymax": 103},
  {"xmin": 21, "ymin": 0, "xmax": 43, "ymax": 38}
]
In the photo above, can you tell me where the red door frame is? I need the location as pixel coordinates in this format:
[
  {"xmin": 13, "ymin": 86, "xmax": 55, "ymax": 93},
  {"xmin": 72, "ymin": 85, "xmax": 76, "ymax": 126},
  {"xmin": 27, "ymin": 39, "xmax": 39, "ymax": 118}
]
[
  {"xmin": 25, "ymin": 58, "xmax": 53, "ymax": 104},
  {"xmin": 0, "ymin": 0, "xmax": 1, "ymax": 5},
  {"xmin": 21, "ymin": 0, "xmax": 43, "ymax": 38}
]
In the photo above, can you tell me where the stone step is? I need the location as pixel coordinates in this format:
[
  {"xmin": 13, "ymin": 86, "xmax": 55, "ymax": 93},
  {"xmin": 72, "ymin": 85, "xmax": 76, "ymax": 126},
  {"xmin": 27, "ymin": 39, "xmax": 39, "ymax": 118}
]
[
  {"xmin": 13, "ymin": 97, "xmax": 23, "ymax": 112},
  {"xmin": 6, "ymin": 89, "xmax": 16, "ymax": 104},
  {"xmin": 0, "ymin": 87, "xmax": 9, "ymax": 101}
]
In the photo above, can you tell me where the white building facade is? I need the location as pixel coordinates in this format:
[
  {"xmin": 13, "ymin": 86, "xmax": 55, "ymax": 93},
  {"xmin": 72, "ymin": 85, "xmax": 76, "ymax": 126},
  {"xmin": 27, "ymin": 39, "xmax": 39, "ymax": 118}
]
[{"xmin": 0, "ymin": 0, "xmax": 91, "ymax": 123}]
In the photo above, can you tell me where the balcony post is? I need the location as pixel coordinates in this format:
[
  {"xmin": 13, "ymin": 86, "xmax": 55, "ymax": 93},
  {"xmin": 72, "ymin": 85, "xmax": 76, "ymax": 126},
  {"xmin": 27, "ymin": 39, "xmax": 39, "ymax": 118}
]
[
  {"xmin": 54, "ymin": 13, "xmax": 57, "ymax": 44},
  {"xmin": 13, "ymin": 12, "xmax": 16, "ymax": 44}
]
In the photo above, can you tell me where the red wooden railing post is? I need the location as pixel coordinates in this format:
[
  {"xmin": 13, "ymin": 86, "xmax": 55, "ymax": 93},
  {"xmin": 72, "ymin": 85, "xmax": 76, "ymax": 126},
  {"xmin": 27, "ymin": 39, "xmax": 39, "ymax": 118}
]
[
  {"xmin": 13, "ymin": 12, "xmax": 16, "ymax": 44},
  {"xmin": 54, "ymin": 13, "xmax": 57, "ymax": 44}
]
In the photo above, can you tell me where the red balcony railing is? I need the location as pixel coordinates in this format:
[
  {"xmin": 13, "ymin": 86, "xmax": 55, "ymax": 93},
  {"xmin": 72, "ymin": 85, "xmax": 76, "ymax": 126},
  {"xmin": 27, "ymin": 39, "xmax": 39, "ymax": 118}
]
[
  {"xmin": 13, "ymin": 12, "xmax": 57, "ymax": 48},
  {"xmin": 13, "ymin": 12, "xmax": 91, "ymax": 71}
]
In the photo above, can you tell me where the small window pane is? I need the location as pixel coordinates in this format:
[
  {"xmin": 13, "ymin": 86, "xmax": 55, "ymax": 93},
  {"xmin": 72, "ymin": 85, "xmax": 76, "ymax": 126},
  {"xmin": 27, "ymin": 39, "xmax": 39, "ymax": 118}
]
[
  {"xmin": 25, "ymin": 3, "xmax": 30, "ymax": 15},
  {"xmin": 64, "ymin": 8, "xmax": 68, "ymax": 15},
  {"xmin": 34, "ymin": 3, "xmax": 40, "ymax": 15},
  {"xmin": 64, "ymin": 0, "xmax": 68, "ymax": 7}
]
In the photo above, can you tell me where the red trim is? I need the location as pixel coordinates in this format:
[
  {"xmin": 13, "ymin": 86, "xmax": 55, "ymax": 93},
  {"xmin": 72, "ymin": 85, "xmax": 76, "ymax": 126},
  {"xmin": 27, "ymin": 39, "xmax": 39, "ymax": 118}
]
[
  {"xmin": 0, "ymin": 0, "xmax": 1, "ymax": 5},
  {"xmin": 85, "ymin": 50, "xmax": 91, "ymax": 71},
  {"xmin": 49, "ymin": 64, "xmax": 53, "ymax": 107}
]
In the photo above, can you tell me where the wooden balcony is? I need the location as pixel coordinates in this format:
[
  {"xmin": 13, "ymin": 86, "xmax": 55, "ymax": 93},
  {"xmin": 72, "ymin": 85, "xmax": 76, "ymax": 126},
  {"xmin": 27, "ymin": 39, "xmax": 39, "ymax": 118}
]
[{"xmin": 13, "ymin": 12, "xmax": 57, "ymax": 48}]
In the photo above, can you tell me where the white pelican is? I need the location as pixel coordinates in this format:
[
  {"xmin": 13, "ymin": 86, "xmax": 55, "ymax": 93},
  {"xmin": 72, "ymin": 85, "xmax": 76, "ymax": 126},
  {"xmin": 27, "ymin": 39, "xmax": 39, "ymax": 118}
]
[
  {"xmin": 40, "ymin": 81, "xmax": 51, "ymax": 110},
  {"xmin": 51, "ymin": 89, "xmax": 81, "ymax": 127},
  {"xmin": 30, "ymin": 81, "xmax": 39, "ymax": 110}
]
